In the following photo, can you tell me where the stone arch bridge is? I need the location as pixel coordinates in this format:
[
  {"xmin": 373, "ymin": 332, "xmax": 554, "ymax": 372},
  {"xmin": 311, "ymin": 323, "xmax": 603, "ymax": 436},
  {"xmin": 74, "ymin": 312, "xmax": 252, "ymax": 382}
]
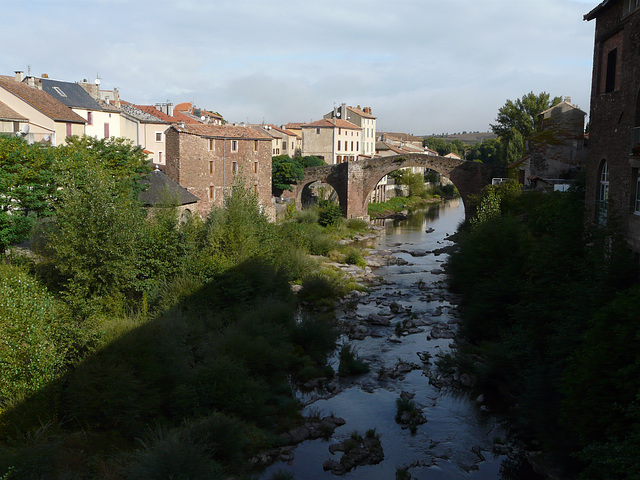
[{"xmin": 289, "ymin": 153, "xmax": 503, "ymax": 220}]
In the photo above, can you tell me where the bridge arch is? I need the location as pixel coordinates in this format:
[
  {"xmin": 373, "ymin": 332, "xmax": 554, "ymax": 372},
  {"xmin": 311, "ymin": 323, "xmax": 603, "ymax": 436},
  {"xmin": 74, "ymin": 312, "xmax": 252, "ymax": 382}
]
[{"xmin": 290, "ymin": 154, "xmax": 501, "ymax": 220}]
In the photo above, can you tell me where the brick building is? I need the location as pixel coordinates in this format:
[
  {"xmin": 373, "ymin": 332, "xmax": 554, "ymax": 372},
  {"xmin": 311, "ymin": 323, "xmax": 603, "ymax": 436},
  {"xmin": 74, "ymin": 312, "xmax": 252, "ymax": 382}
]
[
  {"xmin": 165, "ymin": 124, "xmax": 274, "ymax": 219},
  {"xmin": 584, "ymin": 0, "xmax": 640, "ymax": 252}
]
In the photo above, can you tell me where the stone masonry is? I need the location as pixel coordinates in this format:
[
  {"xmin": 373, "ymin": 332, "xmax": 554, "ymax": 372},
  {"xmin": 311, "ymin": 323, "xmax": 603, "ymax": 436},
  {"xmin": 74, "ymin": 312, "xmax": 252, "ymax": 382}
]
[
  {"xmin": 165, "ymin": 124, "xmax": 274, "ymax": 220},
  {"xmin": 584, "ymin": 1, "xmax": 640, "ymax": 252},
  {"xmin": 289, "ymin": 153, "xmax": 501, "ymax": 219}
]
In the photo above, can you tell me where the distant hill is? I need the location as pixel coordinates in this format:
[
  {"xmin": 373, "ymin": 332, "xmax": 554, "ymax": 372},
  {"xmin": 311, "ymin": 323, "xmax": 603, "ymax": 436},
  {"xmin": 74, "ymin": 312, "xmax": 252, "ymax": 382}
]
[{"xmin": 422, "ymin": 132, "xmax": 497, "ymax": 145}]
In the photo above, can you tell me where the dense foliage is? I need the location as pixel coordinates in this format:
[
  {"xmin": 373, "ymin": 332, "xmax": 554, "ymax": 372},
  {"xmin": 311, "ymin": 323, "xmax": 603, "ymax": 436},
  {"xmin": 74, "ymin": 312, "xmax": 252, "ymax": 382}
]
[
  {"xmin": 0, "ymin": 136, "xmax": 57, "ymax": 253},
  {"xmin": 447, "ymin": 183, "xmax": 639, "ymax": 477},
  {"xmin": 0, "ymin": 137, "xmax": 368, "ymax": 479},
  {"xmin": 271, "ymin": 154, "xmax": 325, "ymax": 194}
]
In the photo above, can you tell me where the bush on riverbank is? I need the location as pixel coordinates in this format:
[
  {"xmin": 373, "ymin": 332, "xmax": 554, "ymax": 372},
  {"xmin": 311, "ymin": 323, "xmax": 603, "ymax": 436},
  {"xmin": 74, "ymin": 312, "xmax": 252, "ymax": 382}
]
[{"xmin": 447, "ymin": 185, "xmax": 639, "ymax": 477}]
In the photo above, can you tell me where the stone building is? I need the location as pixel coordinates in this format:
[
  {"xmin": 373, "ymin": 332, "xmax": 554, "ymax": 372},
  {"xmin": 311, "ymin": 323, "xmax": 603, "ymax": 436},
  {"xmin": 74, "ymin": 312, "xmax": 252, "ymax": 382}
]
[
  {"xmin": 584, "ymin": 0, "xmax": 640, "ymax": 252},
  {"xmin": 529, "ymin": 97, "xmax": 587, "ymax": 181},
  {"xmin": 165, "ymin": 124, "xmax": 274, "ymax": 219}
]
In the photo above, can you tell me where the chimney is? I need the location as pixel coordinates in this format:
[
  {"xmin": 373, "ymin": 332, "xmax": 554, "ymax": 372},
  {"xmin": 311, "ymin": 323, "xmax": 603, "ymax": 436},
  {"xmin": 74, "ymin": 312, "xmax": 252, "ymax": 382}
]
[
  {"xmin": 113, "ymin": 87, "xmax": 120, "ymax": 108},
  {"xmin": 564, "ymin": 96, "xmax": 572, "ymax": 104},
  {"xmin": 14, "ymin": 71, "xmax": 24, "ymax": 82},
  {"xmin": 41, "ymin": 73, "xmax": 49, "ymax": 79},
  {"xmin": 27, "ymin": 76, "xmax": 36, "ymax": 88}
]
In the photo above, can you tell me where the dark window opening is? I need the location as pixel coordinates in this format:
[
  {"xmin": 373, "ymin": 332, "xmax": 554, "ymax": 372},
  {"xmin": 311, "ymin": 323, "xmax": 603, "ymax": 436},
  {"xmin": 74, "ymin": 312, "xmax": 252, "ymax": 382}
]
[{"xmin": 605, "ymin": 48, "xmax": 617, "ymax": 93}]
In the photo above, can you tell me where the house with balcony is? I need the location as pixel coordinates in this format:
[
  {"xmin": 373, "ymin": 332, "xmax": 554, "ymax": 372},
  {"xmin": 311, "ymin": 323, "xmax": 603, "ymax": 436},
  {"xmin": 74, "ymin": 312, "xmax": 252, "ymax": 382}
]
[
  {"xmin": 584, "ymin": 0, "xmax": 640, "ymax": 252},
  {"xmin": 0, "ymin": 72, "xmax": 85, "ymax": 145}
]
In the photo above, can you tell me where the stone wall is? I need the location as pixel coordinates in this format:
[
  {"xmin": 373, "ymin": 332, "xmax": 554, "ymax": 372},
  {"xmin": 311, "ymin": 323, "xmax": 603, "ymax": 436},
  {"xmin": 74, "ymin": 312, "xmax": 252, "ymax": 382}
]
[{"xmin": 585, "ymin": 1, "xmax": 640, "ymax": 251}]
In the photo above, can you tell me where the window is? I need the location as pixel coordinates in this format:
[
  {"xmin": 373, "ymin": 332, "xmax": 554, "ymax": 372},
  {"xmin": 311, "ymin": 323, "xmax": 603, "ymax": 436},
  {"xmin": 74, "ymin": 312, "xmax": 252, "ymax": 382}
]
[
  {"xmin": 254, "ymin": 140, "xmax": 259, "ymax": 151},
  {"xmin": 208, "ymin": 185, "xmax": 214, "ymax": 201},
  {"xmin": 635, "ymin": 169, "xmax": 640, "ymax": 214},
  {"xmin": 351, "ymin": 141, "xmax": 354, "ymax": 151},
  {"xmin": 156, "ymin": 132, "xmax": 162, "ymax": 142},
  {"xmin": 316, "ymin": 128, "xmax": 321, "ymax": 134},
  {"xmin": 66, "ymin": 123, "xmax": 72, "ymax": 137},
  {"xmin": 232, "ymin": 161, "xmax": 238, "ymax": 174},
  {"xmin": 209, "ymin": 161, "xmax": 214, "ymax": 174},
  {"xmin": 605, "ymin": 48, "xmax": 617, "ymax": 93},
  {"xmin": 623, "ymin": 0, "xmax": 640, "ymax": 16},
  {"xmin": 231, "ymin": 140, "xmax": 238, "ymax": 152},
  {"xmin": 158, "ymin": 151, "xmax": 162, "ymax": 163},
  {"xmin": 87, "ymin": 112, "xmax": 93, "ymax": 126},
  {"xmin": 52, "ymin": 86, "xmax": 67, "ymax": 97},
  {"xmin": 357, "ymin": 141, "xmax": 359, "ymax": 151},
  {"xmin": 253, "ymin": 184, "xmax": 258, "ymax": 195},
  {"xmin": 338, "ymin": 140, "xmax": 341, "ymax": 150},
  {"xmin": 254, "ymin": 161, "xmax": 258, "ymax": 174},
  {"xmin": 208, "ymin": 138, "xmax": 214, "ymax": 151},
  {"xmin": 338, "ymin": 128, "xmax": 341, "ymax": 134},
  {"xmin": 598, "ymin": 161, "xmax": 609, "ymax": 224},
  {"xmin": 104, "ymin": 123, "xmax": 110, "ymax": 138}
]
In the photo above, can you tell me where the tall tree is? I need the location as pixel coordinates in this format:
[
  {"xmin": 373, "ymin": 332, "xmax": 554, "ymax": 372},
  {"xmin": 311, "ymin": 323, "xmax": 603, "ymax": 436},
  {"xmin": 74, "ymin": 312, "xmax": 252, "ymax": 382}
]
[{"xmin": 490, "ymin": 91, "xmax": 562, "ymax": 140}]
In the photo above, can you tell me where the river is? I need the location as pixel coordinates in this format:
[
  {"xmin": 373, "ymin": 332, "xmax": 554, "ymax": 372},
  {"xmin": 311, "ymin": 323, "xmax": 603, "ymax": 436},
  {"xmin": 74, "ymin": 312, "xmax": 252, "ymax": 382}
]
[{"xmin": 262, "ymin": 199, "xmax": 517, "ymax": 480}]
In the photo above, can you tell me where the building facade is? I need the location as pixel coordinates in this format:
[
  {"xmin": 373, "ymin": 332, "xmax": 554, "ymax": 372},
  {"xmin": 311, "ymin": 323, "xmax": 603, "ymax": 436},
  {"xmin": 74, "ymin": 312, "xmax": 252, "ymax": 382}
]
[
  {"xmin": 301, "ymin": 118, "xmax": 362, "ymax": 164},
  {"xmin": 584, "ymin": 0, "xmax": 640, "ymax": 252},
  {"xmin": 324, "ymin": 104, "xmax": 376, "ymax": 157},
  {"xmin": 165, "ymin": 124, "xmax": 274, "ymax": 219}
]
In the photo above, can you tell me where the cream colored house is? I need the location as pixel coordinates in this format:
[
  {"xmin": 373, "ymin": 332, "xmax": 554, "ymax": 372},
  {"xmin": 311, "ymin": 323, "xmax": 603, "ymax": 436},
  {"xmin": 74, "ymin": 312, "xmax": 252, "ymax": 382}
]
[
  {"xmin": 120, "ymin": 103, "xmax": 174, "ymax": 167},
  {"xmin": 302, "ymin": 118, "xmax": 362, "ymax": 164},
  {"xmin": 324, "ymin": 104, "xmax": 376, "ymax": 158},
  {"xmin": 0, "ymin": 73, "xmax": 85, "ymax": 145},
  {"xmin": 39, "ymin": 77, "xmax": 119, "ymax": 140}
]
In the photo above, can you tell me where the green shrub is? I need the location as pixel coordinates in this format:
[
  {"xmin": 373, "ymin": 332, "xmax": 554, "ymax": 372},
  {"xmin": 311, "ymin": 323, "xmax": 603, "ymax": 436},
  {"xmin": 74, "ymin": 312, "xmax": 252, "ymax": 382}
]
[
  {"xmin": 0, "ymin": 265, "xmax": 74, "ymax": 410},
  {"xmin": 343, "ymin": 248, "xmax": 366, "ymax": 268},
  {"xmin": 317, "ymin": 200, "xmax": 343, "ymax": 227},
  {"xmin": 338, "ymin": 345, "xmax": 370, "ymax": 376}
]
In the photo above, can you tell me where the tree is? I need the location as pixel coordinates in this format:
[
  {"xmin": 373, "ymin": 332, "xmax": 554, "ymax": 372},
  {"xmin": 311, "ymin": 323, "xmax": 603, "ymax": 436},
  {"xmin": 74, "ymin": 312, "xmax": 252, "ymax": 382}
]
[
  {"xmin": 0, "ymin": 136, "xmax": 57, "ymax": 255},
  {"xmin": 490, "ymin": 91, "xmax": 562, "ymax": 140},
  {"xmin": 272, "ymin": 155, "xmax": 304, "ymax": 193},
  {"xmin": 423, "ymin": 137, "xmax": 465, "ymax": 157},
  {"xmin": 466, "ymin": 138, "xmax": 503, "ymax": 165},
  {"xmin": 299, "ymin": 156, "xmax": 325, "ymax": 168},
  {"xmin": 54, "ymin": 135, "xmax": 151, "ymax": 193}
]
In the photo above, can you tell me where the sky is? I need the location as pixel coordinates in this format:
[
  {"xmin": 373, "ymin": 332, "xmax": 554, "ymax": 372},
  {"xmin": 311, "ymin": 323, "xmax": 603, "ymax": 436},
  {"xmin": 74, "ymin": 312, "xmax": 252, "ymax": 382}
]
[{"xmin": 1, "ymin": 0, "xmax": 599, "ymax": 136}]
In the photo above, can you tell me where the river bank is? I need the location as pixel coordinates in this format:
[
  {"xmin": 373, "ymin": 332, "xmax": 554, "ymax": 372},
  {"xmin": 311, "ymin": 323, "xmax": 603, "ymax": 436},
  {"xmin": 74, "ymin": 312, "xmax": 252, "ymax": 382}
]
[{"xmin": 260, "ymin": 199, "xmax": 531, "ymax": 480}]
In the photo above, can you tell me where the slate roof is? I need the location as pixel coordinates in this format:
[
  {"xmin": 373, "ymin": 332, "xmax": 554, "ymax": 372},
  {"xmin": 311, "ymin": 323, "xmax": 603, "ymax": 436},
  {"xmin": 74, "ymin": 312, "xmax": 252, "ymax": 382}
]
[
  {"xmin": 40, "ymin": 78, "xmax": 104, "ymax": 111},
  {"xmin": 173, "ymin": 123, "xmax": 272, "ymax": 140},
  {"xmin": 302, "ymin": 118, "xmax": 361, "ymax": 130},
  {"xmin": 0, "ymin": 100, "xmax": 28, "ymax": 121},
  {"xmin": 0, "ymin": 76, "xmax": 86, "ymax": 123},
  {"xmin": 139, "ymin": 169, "xmax": 199, "ymax": 206},
  {"xmin": 121, "ymin": 103, "xmax": 171, "ymax": 123}
]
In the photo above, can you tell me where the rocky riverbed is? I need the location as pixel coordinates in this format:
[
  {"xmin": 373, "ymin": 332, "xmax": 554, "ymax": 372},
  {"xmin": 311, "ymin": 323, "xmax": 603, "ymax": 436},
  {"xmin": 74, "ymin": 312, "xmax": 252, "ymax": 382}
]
[{"xmin": 261, "ymin": 200, "xmax": 527, "ymax": 480}]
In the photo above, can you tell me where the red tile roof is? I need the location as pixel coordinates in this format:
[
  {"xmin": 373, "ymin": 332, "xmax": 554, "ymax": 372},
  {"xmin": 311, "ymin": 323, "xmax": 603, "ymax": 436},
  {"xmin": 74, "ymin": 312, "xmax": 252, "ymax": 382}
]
[
  {"xmin": 173, "ymin": 123, "xmax": 273, "ymax": 140},
  {"xmin": 134, "ymin": 105, "xmax": 177, "ymax": 122},
  {"xmin": 347, "ymin": 106, "xmax": 376, "ymax": 119},
  {"xmin": 302, "ymin": 118, "xmax": 361, "ymax": 130},
  {"xmin": 0, "ymin": 76, "xmax": 86, "ymax": 123}
]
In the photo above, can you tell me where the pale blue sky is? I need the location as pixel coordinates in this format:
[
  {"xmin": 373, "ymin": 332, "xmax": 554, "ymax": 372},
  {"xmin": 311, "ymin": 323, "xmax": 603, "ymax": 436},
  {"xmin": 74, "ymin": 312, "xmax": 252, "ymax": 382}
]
[{"xmin": 1, "ymin": 0, "xmax": 598, "ymax": 135}]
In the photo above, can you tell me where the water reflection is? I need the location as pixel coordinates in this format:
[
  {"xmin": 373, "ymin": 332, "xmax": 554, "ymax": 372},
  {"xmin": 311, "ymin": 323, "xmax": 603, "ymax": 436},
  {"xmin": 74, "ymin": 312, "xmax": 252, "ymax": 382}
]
[{"xmin": 261, "ymin": 199, "xmax": 516, "ymax": 480}]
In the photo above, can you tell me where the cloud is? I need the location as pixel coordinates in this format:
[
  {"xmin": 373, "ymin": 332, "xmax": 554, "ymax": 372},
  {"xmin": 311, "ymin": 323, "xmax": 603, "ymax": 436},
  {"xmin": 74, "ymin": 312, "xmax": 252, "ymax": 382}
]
[{"xmin": 1, "ymin": 0, "xmax": 596, "ymax": 133}]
